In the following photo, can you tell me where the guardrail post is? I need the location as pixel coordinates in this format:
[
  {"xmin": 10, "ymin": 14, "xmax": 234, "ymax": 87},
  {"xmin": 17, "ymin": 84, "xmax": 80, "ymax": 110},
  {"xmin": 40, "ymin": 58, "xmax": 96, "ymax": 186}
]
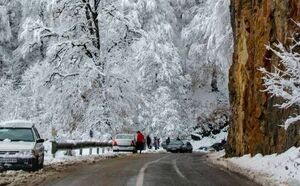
[
  {"xmin": 51, "ymin": 141, "xmax": 112, "ymax": 157},
  {"xmin": 51, "ymin": 141, "xmax": 58, "ymax": 158}
]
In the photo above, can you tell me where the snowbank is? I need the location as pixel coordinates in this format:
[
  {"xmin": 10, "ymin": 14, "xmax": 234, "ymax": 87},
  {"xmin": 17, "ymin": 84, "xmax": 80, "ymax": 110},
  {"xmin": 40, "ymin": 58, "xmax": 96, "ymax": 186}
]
[
  {"xmin": 144, "ymin": 148, "xmax": 167, "ymax": 153},
  {"xmin": 190, "ymin": 127, "xmax": 227, "ymax": 151},
  {"xmin": 208, "ymin": 147, "xmax": 300, "ymax": 186},
  {"xmin": 43, "ymin": 140, "xmax": 125, "ymax": 165}
]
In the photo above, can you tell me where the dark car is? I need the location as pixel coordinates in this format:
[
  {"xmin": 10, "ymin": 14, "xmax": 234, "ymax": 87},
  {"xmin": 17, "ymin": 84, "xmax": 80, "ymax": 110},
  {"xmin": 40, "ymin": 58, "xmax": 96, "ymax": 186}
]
[
  {"xmin": 182, "ymin": 141, "xmax": 193, "ymax": 153},
  {"xmin": 161, "ymin": 141, "xmax": 167, "ymax": 149},
  {"xmin": 167, "ymin": 140, "xmax": 183, "ymax": 152},
  {"xmin": 166, "ymin": 140, "xmax": 193, "ymax": 153}
]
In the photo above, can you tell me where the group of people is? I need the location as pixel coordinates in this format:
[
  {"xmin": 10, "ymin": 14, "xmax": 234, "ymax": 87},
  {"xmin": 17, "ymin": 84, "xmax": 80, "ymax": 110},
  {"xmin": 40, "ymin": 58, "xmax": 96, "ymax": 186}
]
[
  {"xmin": 135, "ymin": 131, "xmax": 166, "ymax": 153},
  {"xmin": 146, "ymin": 135, "xmax": 161, "ymax": 150}
]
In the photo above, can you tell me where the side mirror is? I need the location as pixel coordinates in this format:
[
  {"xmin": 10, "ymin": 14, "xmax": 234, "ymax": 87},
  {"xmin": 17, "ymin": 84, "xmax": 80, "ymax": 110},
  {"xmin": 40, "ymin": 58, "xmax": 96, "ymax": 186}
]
[{"xmin": 36, "ymin": 139, "xmax": 45, "ymax": 143}]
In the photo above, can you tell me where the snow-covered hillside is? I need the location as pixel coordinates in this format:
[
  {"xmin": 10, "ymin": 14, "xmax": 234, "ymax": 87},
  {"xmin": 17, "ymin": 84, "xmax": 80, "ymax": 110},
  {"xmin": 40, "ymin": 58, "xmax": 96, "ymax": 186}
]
[{"xmin": 0, "ymin": 0, "xmax": 232, "ymax": 140}]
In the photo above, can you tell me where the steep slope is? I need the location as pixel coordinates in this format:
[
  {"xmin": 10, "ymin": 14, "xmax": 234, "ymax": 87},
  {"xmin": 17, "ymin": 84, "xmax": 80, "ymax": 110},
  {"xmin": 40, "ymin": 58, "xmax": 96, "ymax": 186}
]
[{"xmin": 227, "ymin": 0, "xmax": 300, "ymax": 156}]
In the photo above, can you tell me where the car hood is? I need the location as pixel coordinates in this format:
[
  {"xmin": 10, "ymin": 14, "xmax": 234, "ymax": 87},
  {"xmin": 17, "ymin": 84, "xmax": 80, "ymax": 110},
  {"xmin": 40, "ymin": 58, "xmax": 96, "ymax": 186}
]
[{"xmin": 0, "ymin": 141, "xmax": 35, "ymax": 151}]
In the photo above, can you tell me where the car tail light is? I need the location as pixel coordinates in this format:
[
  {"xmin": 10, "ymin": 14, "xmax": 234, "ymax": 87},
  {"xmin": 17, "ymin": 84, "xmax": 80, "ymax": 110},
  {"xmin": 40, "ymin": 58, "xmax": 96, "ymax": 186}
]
[{"xmin": 112, "ymin": 140, "xmax": 118, "ymax": 146}]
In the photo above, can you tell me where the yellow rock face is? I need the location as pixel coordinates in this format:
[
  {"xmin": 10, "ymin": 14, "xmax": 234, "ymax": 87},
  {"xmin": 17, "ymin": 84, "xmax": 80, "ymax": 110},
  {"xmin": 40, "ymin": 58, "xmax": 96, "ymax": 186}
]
[{"xmin": 227, "ymin": 0, "xmax": 300, "ymax": 156}]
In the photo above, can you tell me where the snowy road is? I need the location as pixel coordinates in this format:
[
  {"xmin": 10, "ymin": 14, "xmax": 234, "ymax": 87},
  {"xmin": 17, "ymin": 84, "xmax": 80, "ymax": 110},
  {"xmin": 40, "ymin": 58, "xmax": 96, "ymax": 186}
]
[{"xmin": 42, "ymin": 153, "xmax": 257, "ymax": 186}]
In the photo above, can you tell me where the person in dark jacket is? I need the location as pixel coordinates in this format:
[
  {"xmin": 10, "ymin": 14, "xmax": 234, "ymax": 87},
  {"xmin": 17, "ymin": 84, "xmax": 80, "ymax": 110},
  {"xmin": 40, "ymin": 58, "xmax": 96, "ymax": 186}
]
[
  {"xmin": 154, "ymin": 137, "xmax": 159, "ymax": 150},
  {"xmin": 146, "ymin": 135, "xmax": 151, "ymax": 149},
  {"xmin": 136, "ymin": 131, "xmax": 145, "ymax": 154},
  {"xmin": 166, "ymin": 137, "xmax": 170, "ymax": 145}
]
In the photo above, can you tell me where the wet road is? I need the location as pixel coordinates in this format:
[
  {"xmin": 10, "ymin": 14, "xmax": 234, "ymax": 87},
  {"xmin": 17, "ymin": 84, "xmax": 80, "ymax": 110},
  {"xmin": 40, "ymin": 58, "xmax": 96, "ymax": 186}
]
[{"xmin": 43, "ymin": 153, "xmax": 258, "ymax": 186}]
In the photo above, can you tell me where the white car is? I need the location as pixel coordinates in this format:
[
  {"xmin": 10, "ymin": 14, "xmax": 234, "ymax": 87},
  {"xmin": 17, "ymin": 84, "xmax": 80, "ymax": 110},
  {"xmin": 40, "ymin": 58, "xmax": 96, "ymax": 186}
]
[
  {"xmin": 0, "ymin": 120, "xmax": 45, "ymax": 171},
  {"xmin": 112, "ymin": 134, "xmax": 137, "ymax": 153}
]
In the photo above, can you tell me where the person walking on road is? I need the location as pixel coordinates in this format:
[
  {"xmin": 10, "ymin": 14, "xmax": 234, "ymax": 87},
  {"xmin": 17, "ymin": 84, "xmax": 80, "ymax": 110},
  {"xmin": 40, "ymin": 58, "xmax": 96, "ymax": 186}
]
[
  {"xmin": 154, "ymin": 137, "xmax": 159, "ymax": 150},
  {"xmin": 166, "ymin": 137, "xmax": 170, "ymax": 145},
  {"xmin": 146, "ymin": 135, "xmax": 151, "ymax": 149},
  {"xmin": 136, "ymin": 131, "xmax": 145, "ymax": 154}
]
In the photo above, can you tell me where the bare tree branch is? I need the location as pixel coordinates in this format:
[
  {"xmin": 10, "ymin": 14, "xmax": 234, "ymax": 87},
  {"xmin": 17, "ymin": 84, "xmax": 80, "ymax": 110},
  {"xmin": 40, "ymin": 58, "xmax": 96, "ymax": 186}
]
[{"xmin": 45, "ymin": 72, "xmax": 79, "ymax": 85}]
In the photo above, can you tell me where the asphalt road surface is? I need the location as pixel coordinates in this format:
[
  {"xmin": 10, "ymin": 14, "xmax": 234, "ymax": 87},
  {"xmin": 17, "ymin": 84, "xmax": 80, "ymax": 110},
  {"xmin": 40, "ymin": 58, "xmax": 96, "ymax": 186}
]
[{"xmin": 43, "ymin": 153, "xmax": 258, "ymax": 186}]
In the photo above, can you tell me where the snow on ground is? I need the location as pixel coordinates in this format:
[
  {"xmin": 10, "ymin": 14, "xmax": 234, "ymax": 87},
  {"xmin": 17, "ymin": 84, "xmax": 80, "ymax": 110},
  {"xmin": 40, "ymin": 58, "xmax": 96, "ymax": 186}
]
[
  {"xmin": 0, "ymin": 141, "xmax": 129, "ymax": 186},
  {"xmin": 0, "ymin": 153, "xmax": 127, "ymax": 186},
  {"xmin": 0, "ymin": 140, "xmax": 168, "ymax": 186},
  {"xmin": 144, "ymin": 148, "xmax": 167, "ymax": 153},
  {"xmin": 208, "ymin": 147, "xmax": 300, "ymax": 186},
  {"xmin": 190, "ymin": 127, "xmax": 227, "ymax": 151},
  {"xmin": 43, "ymin": 140, "xmax": 133, "ymax": 165}
]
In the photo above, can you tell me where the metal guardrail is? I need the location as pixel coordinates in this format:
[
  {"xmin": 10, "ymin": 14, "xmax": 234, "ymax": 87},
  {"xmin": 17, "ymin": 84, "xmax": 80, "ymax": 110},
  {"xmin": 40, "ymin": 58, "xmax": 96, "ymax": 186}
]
[{"xmin": 51, "ymin": 141, "xmax": 112, "ymax": 157}]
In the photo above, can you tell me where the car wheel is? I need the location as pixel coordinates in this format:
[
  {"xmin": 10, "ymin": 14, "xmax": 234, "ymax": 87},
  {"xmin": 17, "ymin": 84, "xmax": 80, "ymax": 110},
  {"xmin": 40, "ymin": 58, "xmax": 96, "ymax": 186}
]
[
  {"xmin": 31, "ymin": 157, "xmax": 39, "ymax": 172},
  {"xmin": 39, "ymin": 155, "xmax": 44, "ymax": 169}
]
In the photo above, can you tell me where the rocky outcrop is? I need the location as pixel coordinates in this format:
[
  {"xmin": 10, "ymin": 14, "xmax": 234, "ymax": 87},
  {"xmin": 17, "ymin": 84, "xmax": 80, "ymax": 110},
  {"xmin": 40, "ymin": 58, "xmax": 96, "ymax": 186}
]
[{"xmin": 227, "ymin": 0, "xmax": 300, "ymax": 156}]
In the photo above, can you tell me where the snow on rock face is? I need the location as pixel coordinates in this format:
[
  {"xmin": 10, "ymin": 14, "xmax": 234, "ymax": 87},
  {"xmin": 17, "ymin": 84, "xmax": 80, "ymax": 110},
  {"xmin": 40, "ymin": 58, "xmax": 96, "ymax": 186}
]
[{"xmin": 227, "ymin": 0, "xmax": 300, "ymax": 156}]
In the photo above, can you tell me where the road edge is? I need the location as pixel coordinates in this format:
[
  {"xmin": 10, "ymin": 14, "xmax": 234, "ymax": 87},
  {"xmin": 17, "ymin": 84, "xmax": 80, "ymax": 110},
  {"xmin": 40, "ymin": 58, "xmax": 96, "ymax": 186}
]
[
  {"xmin": 205, "ymin": 153, "xmax": 281, "ymax": 186},
  {"xmin": 0, "ymin": 153, "xmax": 130, "ymax": 186}
]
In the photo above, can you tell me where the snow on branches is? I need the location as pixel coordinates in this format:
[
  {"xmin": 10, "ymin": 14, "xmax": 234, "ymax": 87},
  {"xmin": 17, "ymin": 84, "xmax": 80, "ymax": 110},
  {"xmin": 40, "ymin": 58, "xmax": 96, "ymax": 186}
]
[
  {"xmin": 260, "ymin": 24, "xmax": 300, "ymax": 130},
  {"xmin": 0, "ymin": 6, "xmax": 12, "ymax": 42},
  {"xmin": 0, "ymin": 0, "xmax": 233, "ymax": 140}
]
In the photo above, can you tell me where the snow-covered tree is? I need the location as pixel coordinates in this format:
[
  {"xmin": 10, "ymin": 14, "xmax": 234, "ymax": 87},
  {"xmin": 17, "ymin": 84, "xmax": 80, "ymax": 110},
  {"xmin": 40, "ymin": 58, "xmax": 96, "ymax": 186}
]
[
  {"xmin": 119, "ymin": 0, "xmax": 192, "ymax": 136},
  {"xmin": 182, "ymin": 0, "xmax": 232, "ymax": 90},
  {"xmin": 12, "ymin": 0, "xmax": 110, "ymax": 139},
  {"xmin": 260, "ymin": 23, "xmax": 300, "ymax": 130},
  {"xmin": 0, "ymin": 0, "xmax": 233, "ymax": 139}
]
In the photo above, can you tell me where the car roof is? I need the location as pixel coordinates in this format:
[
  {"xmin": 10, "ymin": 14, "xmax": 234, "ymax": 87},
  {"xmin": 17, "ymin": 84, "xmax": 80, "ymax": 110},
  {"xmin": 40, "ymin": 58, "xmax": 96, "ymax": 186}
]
[
  {"xmin": 116, "ymin": 133, "xmax": 134, "ymax": 136},
  {"xmin": 0, "ymin": 120, "xmax": 34, "ymax": 128},
  {"xmin": 169, "ymin": 140, "xmax": 184, "ymax": 143},
  {"xmin": 181, "ymin": 140, "xmax": 188, "ymax": 142}
]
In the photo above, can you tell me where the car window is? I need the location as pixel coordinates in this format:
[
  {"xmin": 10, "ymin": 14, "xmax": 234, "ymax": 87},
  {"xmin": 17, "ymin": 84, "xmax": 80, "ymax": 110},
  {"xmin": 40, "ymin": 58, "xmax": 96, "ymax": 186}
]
[
  {"xmin": 116, "ymin": 134, "xmax": 133, "ymax": 139},
  {"xmin": 0, "ymin": 128, "xmax": 35, "ymax": 142},
  {"xmin": 169, "ymin": 140, "xmax": 184, "ymax": 145}
]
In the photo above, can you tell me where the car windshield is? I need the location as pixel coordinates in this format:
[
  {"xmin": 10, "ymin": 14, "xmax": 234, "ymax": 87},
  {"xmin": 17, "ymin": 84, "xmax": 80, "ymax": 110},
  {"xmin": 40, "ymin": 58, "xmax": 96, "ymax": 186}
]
[
  {"xmin": 116, "ymin": 134, "xmax": 133, "ymax": 139},
  {"xmin": 0, "ymin": 128, "xmax": 34, "ymax": 142},
  {"xmin": 169, "ymin": 140, "xmax": 183, "ymax": 145}
]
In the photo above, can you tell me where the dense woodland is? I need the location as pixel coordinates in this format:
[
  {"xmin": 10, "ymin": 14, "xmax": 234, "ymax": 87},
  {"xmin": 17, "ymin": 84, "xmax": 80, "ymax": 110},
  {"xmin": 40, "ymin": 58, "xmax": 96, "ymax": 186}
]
[{"xmin": 0, "ymin": 0, "xmax": 232, "ymax": 140}]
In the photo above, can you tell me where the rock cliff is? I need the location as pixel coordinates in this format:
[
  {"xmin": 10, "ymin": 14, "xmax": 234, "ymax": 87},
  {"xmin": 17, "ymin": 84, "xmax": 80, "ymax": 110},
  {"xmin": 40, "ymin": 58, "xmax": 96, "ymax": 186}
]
[{"xmin": 227, "ymin": 0, "xmax": 300, "ymax": 156}]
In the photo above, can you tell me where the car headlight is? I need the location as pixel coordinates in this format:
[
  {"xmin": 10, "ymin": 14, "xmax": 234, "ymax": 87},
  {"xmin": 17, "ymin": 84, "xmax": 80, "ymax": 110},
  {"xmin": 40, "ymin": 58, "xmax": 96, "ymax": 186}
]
[{"xmin": 20, "ymin": 150, "xmax": 37, "ymax": 156}]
